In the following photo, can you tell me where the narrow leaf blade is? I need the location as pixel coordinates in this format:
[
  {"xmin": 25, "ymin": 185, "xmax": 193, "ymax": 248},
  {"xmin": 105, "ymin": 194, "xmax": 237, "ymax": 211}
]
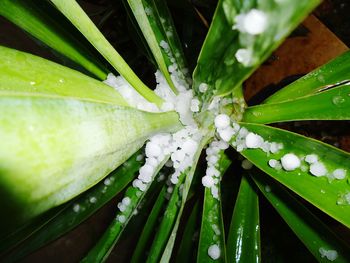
[
  {"xmin": 264, "ymin": 50, "xmax": 350, "ymax": 104},
  {"xmin": 226, "ymin": 175, "xmax": 260, "ymax": 263},
  {"xmin": 0, "ymin": 153, "xmax": 142, "ymax": 261},
  {"xmin": 252, "ymin": 170, "xmax": 350, "ymax": 262},
  {"xmin": 231, "ymin": 123, "xmax": 350, "ymax": 228},
  {"xmin": 193, "ymin": 0, "xmax": 320, "ymax": 101},
  {"xmin": 0, "ymin": 0, "xmax": 108, "ymax": 79},
  {"xmin": 243, "ymin": 84, "xmax": 350, "ymax": 124}
]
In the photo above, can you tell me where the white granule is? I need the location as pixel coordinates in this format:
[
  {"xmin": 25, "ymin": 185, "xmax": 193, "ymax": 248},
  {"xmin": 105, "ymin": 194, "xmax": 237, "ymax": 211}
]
[
  {"xmin": 281, "ymin": 153, "xmax": 301, "ymax": 171},
  {"xmin": 332, "ymin": 169, "xmax": 346, "ymax": 180},
  {"xmin": 122, "ymin": 197, "xmax": 131, "ymax": 206},
  {"xmin": 72, "ymin": 204, "xmax": 80, "ymax": 212},
  {"xmin": 265, "ymin": 185, "xmax": 271, "ymax": 192},
  {"xmin": 199, "ymin": 83, "xmax": 208, "ymax": 93},
  {"xmin": 305, "ymin": 154, "xmax": 318, "ymax": 164},
  {"xmin": 170, "ymin": 173, "xmax": 179, "ymax": 184},
  {"xmin": 190, "ymin": 98, "xmax": 200, "ymax": 112},
  {"xmin": 319, "ymin": 248, "xmax": 338, "ymax": 261},
  {"xmin": 211, "ymin": 186, "xmax": 219, "ymax": 199},
  {"xmin": 202, "ymin": 175, "xmax": 215, "ymax": 187},
  {"xmin": 117, "ymin": 215, "xmax": 126, "ymax": 223},
  {"xmin": 159, "ymin": 40, "xmax": 169, "ymax": 50},
  {"xmin": 117, "ymin": 202, "xmax": 126, "ymax": 212},
  {"xmin": 218, "ymin": 127, "xmax": 235, "ymax": 142},
  {"xmin": 310, "ymin": 162, "xmax": 327, "ymax": 177},
  {"xmin": 245, "ymin": 132, "xmax": 263, "ymax": 149},
  {"xmin": 241, "ymin": 159, "xmax": 253, "ymax": 170},
  {"xmin": 208, "ymin": 244, "xmax": 221, "ymax": 260},
  {"xmin": 182, "ymin": 139, "xmax": 198, "ymax": 155},
  {"xmin": 206, "ymin": 166, "xmax": 220, "ymax": 178},
  {"xmin": 234, "ymin": 9, "xmax": 268, "ymax": 35},
  {"xmin": 146, "ymin": 157, "xmax": 158, "ymax": 167},
  {"xmin": 136, "ymin": 154, "xmax": 144, "ymax": 162},
  {"xmin": 145, "ymin": 143, "xmax": 162, "ymax": 158},
  {"xmin": 104, "ymin": 73, "xmax": 159, "ymax": 112},
  {"xmin": 268, "ymin": 159, "xmax": 278, "ymax": 168},
  {"xmin": 214, "ymin": 114, "xmax": 231, "ymax": 130},
  {"xmin": 104, "ymin": 178, "xmax": 111, "ymax": 186},
  {"xmin": 235, "ymin": 48, "xmax": 252, "ymax": 66},
  {"xmin": 212, "ymin": 225, "xmax": 221, "ymax": 236},
  {"xmin": 89, "ymin": 197, "xmax": 97, "ymax": 204},
  {"xmin": 207, "ymin": 155, "xmax": 219, "ymax": 165}
]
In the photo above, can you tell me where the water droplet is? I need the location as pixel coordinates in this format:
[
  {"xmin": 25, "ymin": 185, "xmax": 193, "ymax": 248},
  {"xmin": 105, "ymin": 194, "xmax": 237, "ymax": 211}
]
[{"xmin": 332, "ymin": 95, "xmax": 346, "ymax": 107}]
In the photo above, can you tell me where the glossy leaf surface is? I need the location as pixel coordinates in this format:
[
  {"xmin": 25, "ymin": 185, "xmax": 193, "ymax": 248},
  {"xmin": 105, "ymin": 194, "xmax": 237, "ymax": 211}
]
[
  {"xmin": 233, "ymin": 123, "xmax": 350, "ymax": 228},
  {"xmin": 49, "ymin": 0, "xmax": 163, "ymax": 105},
  {"xmin": 126, "ymin": 0, "xmax": 189, "ymax": 92},
  {"xmin": 264, "ymin": 50, "xmax": 350, "ymax": 104},
  {"xmin": 252, "ymin": 171, "xmax": 350, "ymax": 262},
  {"xmin": 0, "ymin": 0, "xmax": 107, "ymax": 79},
  {"xmin": 226, "ymin": 175, "xmax": 260, "ymax": 263},
  {"xmin": 1, "ymin": 153, "xmax": 142, "ymax": 261},
  {"xmin": 193, "ymin": 0, "xmax": 320, "ymax": 102},
  {"xmin": 243, "ymin": 84, "xmax": 350, "ymax": 124},
  {"xmin": 197, "ymin": 152, "xmax": 231, "ymax": 263},
  {"xmin": 0, "ymin": 46, "xmax": 127, "ymax": 105},
  {"xmin": 82, "ymin": 157, "xmax": 169, "ymax": 262}
]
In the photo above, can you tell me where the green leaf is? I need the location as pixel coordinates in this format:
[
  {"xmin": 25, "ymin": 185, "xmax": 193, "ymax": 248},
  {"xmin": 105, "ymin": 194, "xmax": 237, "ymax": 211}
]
[
  {"xmin": 0, "ymin": 46, "xmax": 127, "ymax": 105},
  {"xmin": 0, "ymin": 152, "xmax": 142, "ymax": 261},
  {"xmin": 131, "ymin": 186, "xmax": 167, "ymax": 263},
  {"xmin": 226, "ymin": 175, "xmax": 260, "ymax": 263},
  {"xmin": 0, "ymin": 0, "xmax": 108, "ymax": 80},
  {"xmin": 252, "ymin": 171, "xmax": 350, "ymax": 262},
  {"xmin": 49, "ymin": 0, "xmax": 163, "ymax": 105},
  {"xmin": 193, "ymin": 0, "xmax": 320, "ymax": 102},
  {"xmin": 264, "ymin": 50, "xmax": 350, "ymax": 104},
  {"xmin": 197, "ymin": 152, "xmax": 231, "ymax": 263},
  {"xmin": 232, "ymin": 123, "xmax": 350, "ymax": 229},
  {"xmin": 0, "ymin": 90, "xmax": 181, "ymax": 233},
  {"xmin": 175, "ymin": 201, "xmax": 200, "ymax": 263},
  {"xmin": 81, "ymin": 157, "xmax": 169, "ymax": 262},
  {"xmin": 243, "ymin": 84, "xmax": 350, "ymax": 124},
  {"xmin": 126, "ymin": 0, "xmax": 189, "ymax": 92},
  {"xmin": 147, "ymin": 137, "xmax": 210, "ymax": 263}
]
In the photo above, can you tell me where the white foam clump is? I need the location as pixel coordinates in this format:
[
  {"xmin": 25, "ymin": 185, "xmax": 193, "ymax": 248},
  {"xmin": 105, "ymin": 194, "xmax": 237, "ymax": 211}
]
[
  {"xmin": 332, "ymin": 168, "xmax": 346, "ymax": 180},
  {"xmin": 319, "ymin": 248, "xmax": 338, "ymax": 261},
  {"xmin": 132, "ymin": 125, "xmax": 201, "ymax": 189},
  {"xmin": 133, "ymin": 133, "xmax": 172, "ymax": 191},
  {"xmin": 154, "ymin": 70, "xmax": 197, "ymax": 126},
  {"xmin": 104, "ymin": 73, "xmax": 159, "ymax": 112},
  {"xmin": 234, "ymin": 9, "xmax": 268, "ymax": 35},
  {"xmin": 281, "ymin": 153, "xmax": 301, "ymax": 171},
  {"xmin": 310, "ymin": 162, "xmax": 327, "ymax": 177},
  {"xmin": 208, "ymin": 244, "xmax": 221, "ymax": 260},
  {"xmin": 202, "ymin": 139, "xmax": 229, "ymax": 199}
]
